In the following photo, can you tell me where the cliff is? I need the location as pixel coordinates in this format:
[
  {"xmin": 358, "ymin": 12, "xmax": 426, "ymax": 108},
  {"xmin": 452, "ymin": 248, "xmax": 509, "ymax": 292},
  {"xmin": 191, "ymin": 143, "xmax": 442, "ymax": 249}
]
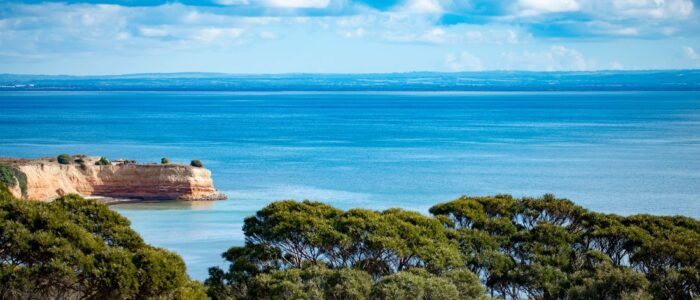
[{"xmin": 0, "ymin": 157, "xmax": 226, "ymax": 202}]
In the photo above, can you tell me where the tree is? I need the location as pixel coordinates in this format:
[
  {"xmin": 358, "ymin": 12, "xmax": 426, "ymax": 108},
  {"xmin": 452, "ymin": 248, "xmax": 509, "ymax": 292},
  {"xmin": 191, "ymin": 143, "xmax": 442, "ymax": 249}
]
[
  {"xmin": 0, "ymin": 183, "xmax": 205, "ymax": 299},
  {"xmin": 57, "ymin": 153, "xmax": 72, "ymax": 164},
  {"xmin": 191, "ymin": 160, "xmax": 203, "ymax": 167},
  {"xmin": 371, "ymin": 269, "xmax": 464, "ymax": 300},
  {"xmin": 443, "ymin": 269, "xmax": 487, "ymax": 299},
  {"xmin": 567, "ymin": 253, "xmax": 651, "ymax": 300},
  {"xmin": 243, "ymin": 264, "xmax": 372, "ymax": 300},
  {"xmin": 370, "ymin": 271, "xmax": 427, "ymax": 300},
  {"xmin": 95, "ymin": 156, "xmax": 111, "ymax": 166},
  {"xmin": 206, "ymin": 195, "xmax": 700, "ymax": 300},
  {"xmin": 162, "ymin": 157, "xmax": 170, "ymax": 164}
]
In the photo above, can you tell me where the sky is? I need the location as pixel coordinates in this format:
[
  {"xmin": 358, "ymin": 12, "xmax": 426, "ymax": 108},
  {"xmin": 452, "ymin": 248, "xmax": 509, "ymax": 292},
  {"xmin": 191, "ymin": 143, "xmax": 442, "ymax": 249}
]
[{"xmin": 0, "ymin": 0, "xmax": 699, "ymax": 74}]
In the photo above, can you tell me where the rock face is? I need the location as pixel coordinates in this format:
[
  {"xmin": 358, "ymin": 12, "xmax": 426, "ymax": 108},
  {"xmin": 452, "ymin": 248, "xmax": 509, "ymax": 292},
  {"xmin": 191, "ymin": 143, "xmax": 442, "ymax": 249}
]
[{"xmin": 2, "ymin": 158, "xmax": 226, "ymax": 201}]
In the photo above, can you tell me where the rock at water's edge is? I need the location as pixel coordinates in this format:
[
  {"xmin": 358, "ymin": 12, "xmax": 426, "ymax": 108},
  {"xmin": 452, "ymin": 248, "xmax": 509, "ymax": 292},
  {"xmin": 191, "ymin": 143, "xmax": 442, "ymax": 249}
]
[{"xmin": 0, "ymin": 157, "xmax": 227, "ymax": 201}]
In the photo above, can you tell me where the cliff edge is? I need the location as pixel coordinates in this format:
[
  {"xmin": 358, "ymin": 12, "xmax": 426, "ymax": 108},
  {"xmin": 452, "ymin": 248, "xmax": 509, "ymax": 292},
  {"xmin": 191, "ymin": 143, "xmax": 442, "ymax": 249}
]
[{"xmin": 0, "ymin": 156, "xmax": 227, "ymax": 202}]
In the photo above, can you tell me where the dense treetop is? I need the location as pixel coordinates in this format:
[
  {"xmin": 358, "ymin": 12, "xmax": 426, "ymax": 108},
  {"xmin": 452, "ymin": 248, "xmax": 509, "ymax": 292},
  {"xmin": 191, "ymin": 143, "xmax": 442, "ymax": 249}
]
[
  {"xmin": 206, "ymin": 194, "xmax": 700, "ymax": 300},
  {"xmin": 2, "ymin": 179, "xmax": 699, "ymax": 300},
  {"xmin": 0, "ymin": 183, "xmax": 207, "ymax": 300}
]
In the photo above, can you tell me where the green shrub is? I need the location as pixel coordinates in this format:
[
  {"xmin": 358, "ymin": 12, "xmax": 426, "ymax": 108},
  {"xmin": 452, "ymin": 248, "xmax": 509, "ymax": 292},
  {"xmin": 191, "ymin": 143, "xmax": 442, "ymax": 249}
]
[
  {"xmin": 95, "ymin": 157, "xmax": 111, "ymax": 166},
  {"xmin": 57, "ymin": 153, "xmax": 72, "ymax": 164},
  {"xmin": 190, "ymin": 160, "xmax": 203, "ymax": 168},
  {"xmin": 371, "ymin": 271, "xmax": 427, "ymax": 300},
  {"xmin": 0, "ymin": 164, "xmax": 28, "ymax": 198},
  {"xmin": 0, "ymin": 164, "xmax": 16, "ymax": 188},
  {"xmin": 12, "ymin": 168, "xmax": 28, "ymax": 198},
  {"xmin": 75, "ymin": 157, "xmax": 87, "ymax": 169},
  {"xmin": 161, "ymin": 157, "xmax": 169, "ymax": 165},
  {"xmin": 443, "ymin": 269, "xmax": 486, "ymax": 299}
]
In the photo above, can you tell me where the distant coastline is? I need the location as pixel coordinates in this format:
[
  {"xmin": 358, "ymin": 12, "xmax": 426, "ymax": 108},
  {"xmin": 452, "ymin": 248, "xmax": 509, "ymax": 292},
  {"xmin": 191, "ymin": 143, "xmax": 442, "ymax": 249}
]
[{"xmin": 1, "ymin": 70, "xmax": 699, "ymax": 92}]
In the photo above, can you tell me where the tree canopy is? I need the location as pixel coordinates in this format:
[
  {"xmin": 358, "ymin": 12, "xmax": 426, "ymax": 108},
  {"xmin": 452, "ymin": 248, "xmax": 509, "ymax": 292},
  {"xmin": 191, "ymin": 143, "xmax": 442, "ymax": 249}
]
[
  {"xmin": 206, "ymin": 194, "xmax": 700, "ymax": 300},
  {"xmin": 0, "ymin": 183, "xmax": 207, "ymax": 300},
  {"xmin": 2, "ymin": 179, "xmax": 698, "ymax": 300}
]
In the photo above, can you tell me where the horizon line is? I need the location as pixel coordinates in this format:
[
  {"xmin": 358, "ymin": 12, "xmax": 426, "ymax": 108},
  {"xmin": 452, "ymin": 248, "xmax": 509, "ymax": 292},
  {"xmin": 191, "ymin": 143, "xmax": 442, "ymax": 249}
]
[{"xmin": 2, "ymin": 69, "xmax": 700, "ymax": 78}]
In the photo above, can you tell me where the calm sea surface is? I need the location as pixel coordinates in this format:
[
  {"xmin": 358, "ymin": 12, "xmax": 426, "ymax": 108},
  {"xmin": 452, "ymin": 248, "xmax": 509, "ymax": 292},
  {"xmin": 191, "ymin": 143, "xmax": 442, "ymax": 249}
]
[{"xmin": 1, "ymin": 91, "xmax": 699, "ymax": 279}]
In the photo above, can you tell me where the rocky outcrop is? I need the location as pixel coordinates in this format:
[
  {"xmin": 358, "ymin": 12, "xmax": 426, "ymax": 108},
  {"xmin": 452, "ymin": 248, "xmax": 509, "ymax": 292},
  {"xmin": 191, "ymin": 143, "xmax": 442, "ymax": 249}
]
[{"xmin": 0, "ymin": 157, "xmax": 226, "ymax": 202}]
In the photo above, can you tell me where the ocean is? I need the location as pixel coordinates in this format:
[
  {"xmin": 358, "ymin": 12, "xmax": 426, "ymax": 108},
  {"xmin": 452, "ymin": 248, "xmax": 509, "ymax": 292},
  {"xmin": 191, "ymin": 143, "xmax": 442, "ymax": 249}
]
[{"xmin": 1, "ymin": 91, "xmax": 699, "ymax": 279}]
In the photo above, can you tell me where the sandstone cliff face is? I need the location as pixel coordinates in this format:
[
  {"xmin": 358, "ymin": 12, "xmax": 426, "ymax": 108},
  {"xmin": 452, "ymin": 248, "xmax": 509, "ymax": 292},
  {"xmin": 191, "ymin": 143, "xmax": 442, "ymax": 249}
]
[{"xmin": 7, "ymin": 161, "xmax": 226, "ymax": 202}]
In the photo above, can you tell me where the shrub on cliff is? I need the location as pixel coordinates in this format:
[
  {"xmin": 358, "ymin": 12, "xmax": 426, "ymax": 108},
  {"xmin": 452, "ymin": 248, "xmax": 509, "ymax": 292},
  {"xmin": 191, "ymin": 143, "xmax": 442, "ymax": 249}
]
[
  {"xmin": 57, "ymin": 153, "xmax": 72, "ymax": 164},
  {"xmin": 162, "ymin": 157, "xmax": 170, "ymax": 164},
  {"xmin": 0, "ymin": 183, "xmax": 207, "ymax": 299},
  {"xmin": 95, "ymin": 156, "xmax": 111, "ymax": 166},
  {"xmin": 0, "ymin": 165, "xmax": 15, "ymax": 188},
  {"xmin": 190, "ymin": 160, "xmax": 203, "ymax": 168},
  {"xmin": 75, "ymin": 157, "xmax": 87, "ymax": 169},
  {"xmin": 0, "ymin": 164, "xmax": 28, "ymax": 198}
]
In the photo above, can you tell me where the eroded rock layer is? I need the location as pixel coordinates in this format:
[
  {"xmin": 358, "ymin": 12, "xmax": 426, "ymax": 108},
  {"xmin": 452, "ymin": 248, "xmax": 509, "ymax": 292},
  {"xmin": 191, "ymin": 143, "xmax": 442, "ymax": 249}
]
[{"xmin": 2, "ymin": 158, "xmax": 226, "ymax": 201}]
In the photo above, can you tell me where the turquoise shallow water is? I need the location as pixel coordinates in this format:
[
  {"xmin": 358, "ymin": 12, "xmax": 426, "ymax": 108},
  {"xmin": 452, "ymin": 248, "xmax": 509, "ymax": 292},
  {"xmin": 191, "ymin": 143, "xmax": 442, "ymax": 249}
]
[{"xmin": 1, "ymin": 91, "xmax": 699, "ymax": 279}]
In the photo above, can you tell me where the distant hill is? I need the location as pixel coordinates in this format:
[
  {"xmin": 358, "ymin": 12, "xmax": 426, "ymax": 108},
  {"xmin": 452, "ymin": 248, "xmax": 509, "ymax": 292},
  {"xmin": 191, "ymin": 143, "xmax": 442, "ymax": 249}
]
[{"xmin": 1, "ymin": 70, "xmax": 699, "ymax": 91}]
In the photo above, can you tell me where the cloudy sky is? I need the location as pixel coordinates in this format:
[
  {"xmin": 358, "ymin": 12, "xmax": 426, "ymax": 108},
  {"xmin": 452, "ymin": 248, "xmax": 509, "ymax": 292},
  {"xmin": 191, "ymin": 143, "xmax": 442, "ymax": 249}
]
[{"xmin": 1, "ymin": 0, "xmax": 699, "ymax": 74}]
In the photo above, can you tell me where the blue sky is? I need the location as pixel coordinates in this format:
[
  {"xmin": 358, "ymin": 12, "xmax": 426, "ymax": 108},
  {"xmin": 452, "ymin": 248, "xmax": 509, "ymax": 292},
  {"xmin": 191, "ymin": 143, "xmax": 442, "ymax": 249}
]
[{"xmin": 1, "ymin": 0, "xmax": 699, "ymax": 74}]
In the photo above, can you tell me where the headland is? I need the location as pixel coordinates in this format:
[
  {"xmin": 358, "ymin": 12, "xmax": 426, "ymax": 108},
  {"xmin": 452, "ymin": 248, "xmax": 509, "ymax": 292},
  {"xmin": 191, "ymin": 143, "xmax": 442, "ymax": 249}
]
[{"xmin": 0, "ymin": 155, "xmax": 227, "ymax": 202}]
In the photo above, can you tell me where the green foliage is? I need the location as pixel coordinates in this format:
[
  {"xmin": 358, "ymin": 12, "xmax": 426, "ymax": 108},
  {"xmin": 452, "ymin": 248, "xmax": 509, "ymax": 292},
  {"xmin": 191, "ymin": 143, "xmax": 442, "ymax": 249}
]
[
  {"xmin": 75, "ymin": 157, "xmax": 87, "ymax": 169},
  {"xmin": 0, "ymin": 164, "xmax": 27, "ymax": 198},
  {"xmin": 226, "ymin": 264, "xmax": 372, "ymax": 300},
  {"xmin": 371, "ymin": 271, "xmax": 428, "ymax": 300},
  {"xmin": 208, "ymin": 200, "xmax": 484, "ymax": 299},
  {"xmin": 567, "ymin": 253, "xmax": 651, "ymax": 300},
  {"xmin": 95, "ymin": 156, "xmax": 111, "ymax": 166},
  {"xmin": 0, "ymin": 164, "xmax": 16, "ymax": 188},
  {"xmin": 208, "ymin": 194, "xmax": 700, "ymax": 300},
  {"xmin": 371, "ymin": 268, "xmax": 479, "ymax": 300},
  {"xmin": 0, "ymin": 183, "xmax": 207, "ymax": 299},
  {"xmin": 191, "ymin": 160, "xmax": 203, "ymax": 167},
  {"xmin": 174, "ymin": 280, "xmax": 210, "ymax": 300},
  {"xmin": 162, "ymin": 157, "xmax": 170, "ymax": 164},
  {"xmin": 57, "ymin": 153, "xmax": 72, "ymax": 164},
  {"xmin": 443, "ymin": 269, "xmax": 487, "ymax": 299}
]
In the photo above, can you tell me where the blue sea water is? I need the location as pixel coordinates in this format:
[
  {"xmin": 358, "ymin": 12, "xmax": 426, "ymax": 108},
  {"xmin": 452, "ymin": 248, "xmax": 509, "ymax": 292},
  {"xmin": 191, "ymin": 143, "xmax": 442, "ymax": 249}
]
[{"xmin": 1, "ymin": 91, "xmax": 699, "ymax": 279}]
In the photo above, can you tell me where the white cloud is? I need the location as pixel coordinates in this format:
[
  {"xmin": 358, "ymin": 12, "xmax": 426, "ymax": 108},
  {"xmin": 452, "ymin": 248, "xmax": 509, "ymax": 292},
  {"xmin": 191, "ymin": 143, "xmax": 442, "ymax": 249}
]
[
  {"xmin": 137, "ymin": 25, "xmax": 244, "ymax": 43},
  {"xmin": 615, "ymin": 27, "xmax": 639, "ymax": 35},
  {"xmin": 444, "ymin": 52, "xmax": 484, "ymax": 71},
  {"xmin": 343, "ymin": 28, "xmax": 365, "ymax": 38},
  {"xmin": 139, "ymin": 26, "xmax": 170, "ymax": 37},
  {"xmin": 609, "ymin": 61, "xmax": 625, "ymax": 70},
  {"xmin": 463, "ymin": 28, "xmax": 524, "ymax": 44},
  {"xmin": 383, "ymin": 27, "xmax": 452, "ymax": 44},
  {"xmin": 213, "ymin": 0, "xmax": 250, "ymax": 5},
  {"xmin": 398, "ymin": 0, "xmax": 444, "ymax": 14},
  {"xmin": 684, "ymin": 46, "xmax": 699, "ymax": 60},
  {"xmin": 194, "ymin": 27, "xmax": 243, "ymax": 42},
  {"xmin": 260, "ymin": 0, "xmax": 331, "ymax": 9},
  {"xmin": 518, "ymin": 0, "xmax": 581, "ymax": 16},
  {"xmin": 259, "ymin": 31, "xmax": 278, "ymax": 39},
  {"xmin": 606, "ymin": 0, "xmax": 694, "ymax": 19},
  {"xmin": 0, "ymin": 0, "xmax": 697, "ymax": 73},
  {"xmin": 501, "ymin": 45, "xmax": 591, "ymax": 71},
  {"xmin": 508, "ymin": 0, "xmax": 694, "ymax": 26},
  {"xmin": 422, "ymin": 28, "xmax": 447, "ymax": 43}
]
